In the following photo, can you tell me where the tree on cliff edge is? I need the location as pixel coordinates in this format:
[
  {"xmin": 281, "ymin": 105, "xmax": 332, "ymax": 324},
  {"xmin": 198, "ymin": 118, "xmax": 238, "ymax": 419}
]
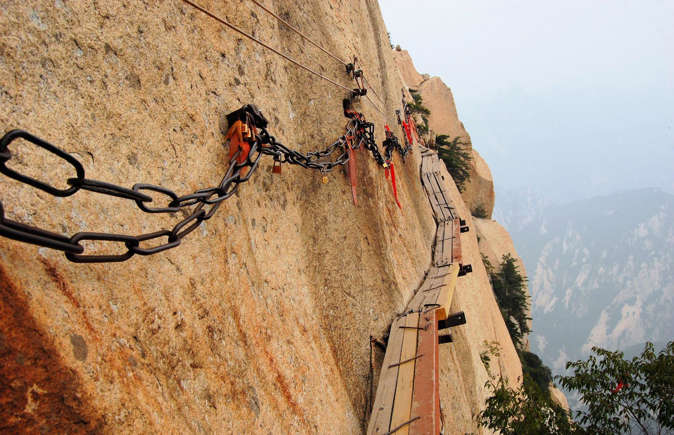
[
  {"xmin": 436, "ymin": 134, "xmax": 472, "ymax": 192},
  {"xmin": 490, "ymin": 253, "xmax": 530, "ymax": 348},
  {"xmin": 408, "ymin": 90, "xmax": 430, "ymax": 134}
]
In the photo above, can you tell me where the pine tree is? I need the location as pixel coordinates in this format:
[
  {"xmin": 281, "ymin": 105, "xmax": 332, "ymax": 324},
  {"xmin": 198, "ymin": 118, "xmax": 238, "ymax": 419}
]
[{"xmin": 436, "ymin": 135, "xmax": 472, "ymax": 192}]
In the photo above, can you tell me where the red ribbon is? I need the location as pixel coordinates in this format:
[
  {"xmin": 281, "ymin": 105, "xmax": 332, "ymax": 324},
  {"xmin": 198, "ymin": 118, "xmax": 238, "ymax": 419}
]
[
  {"xmin": 347, "ymin": 138, "xmax": 357, "ymax": 205},
  {"xmin": 402, "ymin": 121, "xmax": 413, "ymax": 145},
  {"xmin": 385, "ymin": 161, "xmax": 402, "ymax": 209}
]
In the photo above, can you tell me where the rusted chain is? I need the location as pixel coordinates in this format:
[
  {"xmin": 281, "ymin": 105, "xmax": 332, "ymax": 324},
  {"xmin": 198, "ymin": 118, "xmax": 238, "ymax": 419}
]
[{"xmin": 0, "ymin": 105, "xmax": 391, "ymax": 262}]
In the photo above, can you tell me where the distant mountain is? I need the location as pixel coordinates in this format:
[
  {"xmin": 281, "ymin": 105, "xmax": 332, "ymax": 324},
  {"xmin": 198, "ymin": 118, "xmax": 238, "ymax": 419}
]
[
  {"xmin": 492, "ymin": 187, "xmax": 551, "ymax": 233},
  {"xmin": 500, "ymin": 188, "xmax": 674, "ymax": 379}
]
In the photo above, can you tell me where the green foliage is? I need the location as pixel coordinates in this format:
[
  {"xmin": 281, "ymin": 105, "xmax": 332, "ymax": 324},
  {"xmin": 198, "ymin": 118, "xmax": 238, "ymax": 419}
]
[
  {"xmin": 480, "ymin": 340, "xmax": 502, "ymax": 374},
  {"xmin": 490, "ymin": 254, "xmax": 530, "ymax": 348},
  {"xmin": 471, "ymin": 204, "xmax": 488, "ymax": 218},
  {"xmin": 557, "ymin": 341, "xmax": 674, "ymax": 435},
  {"xmin": 408, "ymin": 90, "xmax": 430, "ymax": 116},
  {"xmin": 478, "ymin": 369, "xmax": 575, "ymax": 434},
  {"xmin": 435, "ymin": 134, "xmax": 472, "ymax": 192},
  {"xmin": 520, "ymin": 350, "xmax": 553, "ymax": 393},
  {"xmin": 481, "ymin": 254, "xmax": 494, "ymax": 276},
  {"xmin": 408, "ymin": 90, "xmax": 430, "ymax": 135}
]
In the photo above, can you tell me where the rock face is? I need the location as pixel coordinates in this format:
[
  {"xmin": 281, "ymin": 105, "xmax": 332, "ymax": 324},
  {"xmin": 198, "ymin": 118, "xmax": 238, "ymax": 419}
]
[
  {"xmin": 510, "ymin": 189, "xmax": 674, "ymax": 380},
  {"xmin": 474, "ymin": 218, "xmax": 532, "ymax": 351},
  {"xmin": 392, "ymin": 49, "xmax": 424, "ymax": 89},
  {"xmin": 418, "ymin": 77, "xmax": 471, "ymax": 141},
  {"xmin": 1, "ymin": 1, "xmax": 522, "ymax": 433},
  {"xmin": 463, "ymin": 149, "xmax": 496, "ymax": 219},
  {"xmin": 394, "ymin": 53, "xmax": 495, "ymax": 219},
  {"xmin": 549, "ymin": 385, "xmax": 570, "ymax": 412}
]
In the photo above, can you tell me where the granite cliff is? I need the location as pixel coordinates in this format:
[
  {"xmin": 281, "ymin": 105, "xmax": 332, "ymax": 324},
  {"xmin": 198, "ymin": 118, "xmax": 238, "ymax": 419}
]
[{"xmin": 2, "ymin": 1, "xmax": 529, "ymax": 432}]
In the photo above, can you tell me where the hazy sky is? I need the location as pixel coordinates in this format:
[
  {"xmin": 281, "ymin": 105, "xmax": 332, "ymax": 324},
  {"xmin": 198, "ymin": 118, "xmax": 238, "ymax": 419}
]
[{"xmin": 381, "ymin": 1, "xmax": 674, "ymax": 205}]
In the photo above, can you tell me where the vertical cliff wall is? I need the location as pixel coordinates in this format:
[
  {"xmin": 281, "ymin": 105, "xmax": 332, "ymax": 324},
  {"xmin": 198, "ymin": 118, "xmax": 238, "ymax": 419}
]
[{"xmin": 2, "ymin": 1, "xmax": 523, "ymax": 433}]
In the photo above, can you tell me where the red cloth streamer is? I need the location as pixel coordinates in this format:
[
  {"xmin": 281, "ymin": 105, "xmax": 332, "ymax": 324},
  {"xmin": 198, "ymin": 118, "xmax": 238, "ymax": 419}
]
[
  {"xmin": 402, "ymin": 121, "xmax": 413, "ymax": 145},
  {"xmin": 347, "ymin": 138, "xmax": 357, "ymax": 205},
  {"xmin": 389, "ymin": 162, "xmax": 401, "ymax": 209},
  {"xmin": 409, "ymin": 118, "xmax": 420, "ymax": 143}
]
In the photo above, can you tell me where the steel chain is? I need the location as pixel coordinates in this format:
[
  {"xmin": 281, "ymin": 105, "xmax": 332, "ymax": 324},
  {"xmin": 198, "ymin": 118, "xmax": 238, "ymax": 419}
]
[
  {"xmin": 0, "ymin": 106, "xmax": 406, "ymax": 262},
  {"xmin": 0, "ymin": 127, "xmax": 262, "ymax": 262}
]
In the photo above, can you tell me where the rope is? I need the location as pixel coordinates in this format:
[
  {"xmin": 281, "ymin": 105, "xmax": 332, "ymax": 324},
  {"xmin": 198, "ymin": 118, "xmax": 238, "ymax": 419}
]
[
  {"xmin": 180, "ymin": 0, "xmax": 353, "ymax": 93},
  {"xmin": 247, "ymin": 0, "xmax": 386, "ymax": 111}
]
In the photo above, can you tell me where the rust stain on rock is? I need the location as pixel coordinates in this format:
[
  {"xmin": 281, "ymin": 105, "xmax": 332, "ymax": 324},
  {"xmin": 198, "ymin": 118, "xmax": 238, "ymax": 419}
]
[
  {"xmin": 230, "ymin": 304, "xmax": 308, "ymax": 428},
  {"xmin": 261, "ymin": 345, "xmax": 307, "ymax": 426},
  {"xmin": 39, "ymin": 257, "xmax": 97, "ymax": 338},
  {"xmin": 0, "ymin": 264, "xmax": 103, "ymax": 433}
]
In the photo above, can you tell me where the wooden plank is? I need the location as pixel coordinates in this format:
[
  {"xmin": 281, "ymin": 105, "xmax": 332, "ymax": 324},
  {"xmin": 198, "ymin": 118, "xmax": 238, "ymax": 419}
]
[
  {"xmin": 434, "ymin": 221, "xmax": 453, "ymax": 267},
  {"xmin": 410, "ymin": 310, "xmax": 440, "ymax": 435},
  {"xmin": 431, "ymin": 165, "xmax": 453, "ymax": 222},
  {"xmin": 368, "ymin": 316, "xmax": 406, "ymax": 435},
  {"xmin": 444, "ymin": 220, "xmax": 453, "ymax": 265},
  {"xmin": 433, "ymin": 221, "xmax": 446, "ymax": 267},
  {"xmin": 418, "ymin": 269, "xmax": 451, "ymax": 315},
  {"xmin": 390, "ymin": 312, "xmax": 421, "ymax": 435},
  {"xmin": 429, "ymin": 172, "xmax": 451, "ymax": 222},
  {"xmin": 452, "ymin": 218, "xmax": 462, "ymax": 264},
  {"xmin": 422, "ymin": 155, "xmax": 455, "ymax": 223},
  {"xmin": 368, "ymin": 149, "xmax": 463, "ymax": 434},
  {"xmin": 449, "ymin": 219, "xmax": 455, "ymax": 263},
  {"xmin": 424, "ymin": 173, "xmax": 444, "ymax": 221},
  {"xmin": 435, "ymin": 263, "xmax": 460, "ymax": 321},
  {"xmin": 407, "ymin": 266, "xmax": 447, "ymax": 312}
]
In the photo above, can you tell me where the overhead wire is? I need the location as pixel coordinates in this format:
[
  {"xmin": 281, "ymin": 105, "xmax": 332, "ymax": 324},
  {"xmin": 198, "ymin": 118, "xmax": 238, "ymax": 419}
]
[
  {"xmin": 246, "ymin": 0, "xmax": 386, "ymax": 112},
  {"xmin": 180, "ymin": 0, "xmax": 353, "ymax": 93},
  {"xmin": 363, "ymin": 75, "xmax": 385, "ymax": 105},
  {"xmin": 249, "ymin": 0, "xmax": 348, "ymax": 66},
  {"xmin": 364, "ymin": 93, "xmax": 384, "ymax": 115}
]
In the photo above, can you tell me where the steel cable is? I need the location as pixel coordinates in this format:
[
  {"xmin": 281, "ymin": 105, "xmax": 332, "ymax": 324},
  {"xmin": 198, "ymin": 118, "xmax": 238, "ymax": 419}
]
[
  {"xmin": 249, "ymin": 0, "xmax": 348, "ymax": 66},
  {"xmin": 245, "ymin": 0, "xmax": 386, "ymax": 111},
  {"xmin": 180, "ymin": 0, "xmax": 353, "ymax": 93}
]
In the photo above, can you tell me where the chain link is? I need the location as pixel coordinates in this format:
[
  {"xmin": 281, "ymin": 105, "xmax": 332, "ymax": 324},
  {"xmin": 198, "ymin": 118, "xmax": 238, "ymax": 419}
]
[
  {"xmin": 0, "ymin": 105, "xmax": 407, "ymax": 262},
  {"xmin": 0, "ymin": 127, "xmax": 262, "ymax": 262}
]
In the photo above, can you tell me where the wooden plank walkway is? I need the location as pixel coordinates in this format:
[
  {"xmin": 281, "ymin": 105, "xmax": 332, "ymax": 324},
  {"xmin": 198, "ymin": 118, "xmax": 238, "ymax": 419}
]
[
  {"xmin": 409, "ymin": 309, "xmax": 440, "ymax": 434},
  {"xmin": 390, "ymin": 312, "xmax": 421, "ymax": 435},
  {"xmin": 367, "ymin": 149, "xmax": 469, "ymax": 435},
  {"xmin": 369, "ymin": 316, "xmax": 408, "ymax": 434}
]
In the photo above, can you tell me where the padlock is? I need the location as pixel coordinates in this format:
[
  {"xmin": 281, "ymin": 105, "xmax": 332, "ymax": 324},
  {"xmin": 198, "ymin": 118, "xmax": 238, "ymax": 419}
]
[
  {"xmin": 322, "ymin": 175, "xmax": 328, "ymax": 184},
  {"xmin": 271, "ymin": 160, "xmax": 282, "ymax": 174}
]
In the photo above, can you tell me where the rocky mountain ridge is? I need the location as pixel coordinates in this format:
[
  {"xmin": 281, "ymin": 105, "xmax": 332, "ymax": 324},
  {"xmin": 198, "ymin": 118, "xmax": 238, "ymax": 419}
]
[{"xmin": 504, "ymin": 189, "xmax": 674, "ymax": 382}]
